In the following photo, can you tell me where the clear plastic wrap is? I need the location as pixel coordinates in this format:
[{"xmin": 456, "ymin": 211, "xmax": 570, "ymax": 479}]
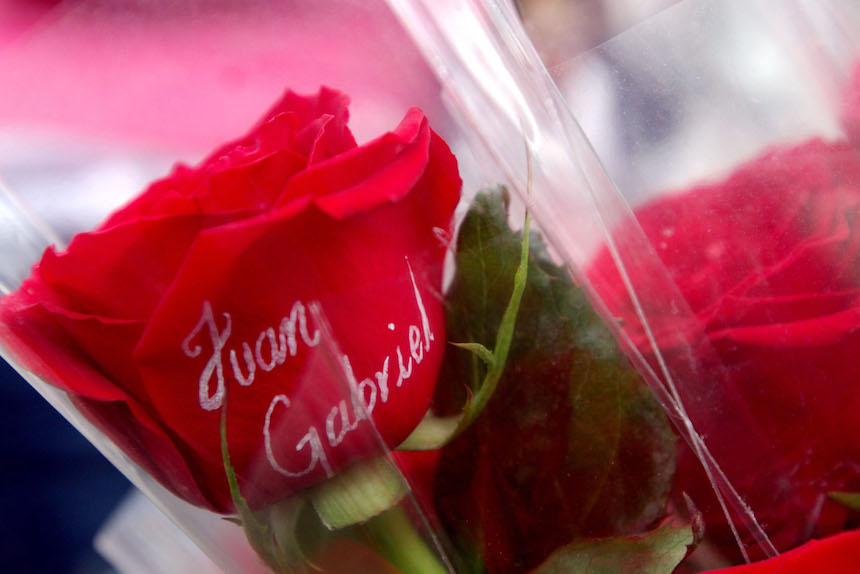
[
  {"xmin": 523, "ymin": 0, "xmax": 860, "ymax": 567},
  {"xmin": 1, "ymin": 1, "xmax": 858, "ymax": 572}
]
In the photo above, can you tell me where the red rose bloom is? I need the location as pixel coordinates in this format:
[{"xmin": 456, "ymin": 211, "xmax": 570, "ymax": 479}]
[
  {"xmin": 589, "ymin": 136, "xmax": 860, "ymax": 553},
  {"xmin": 705, "ymin": 528, "xmax": 860, "ymax": 573},
  {"xmin": 0, "ymin": 88, "xmax": 461, "ymax": 512}
]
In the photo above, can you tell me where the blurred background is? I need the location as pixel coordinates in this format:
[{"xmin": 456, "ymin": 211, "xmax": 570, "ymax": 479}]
[
  {"xmin": 0, "ymin": 358, "xmax": 129, "ymax": 573},
  {"xmin": 6, "ymin": 0, "xmax": 855, "ymax": 571}
]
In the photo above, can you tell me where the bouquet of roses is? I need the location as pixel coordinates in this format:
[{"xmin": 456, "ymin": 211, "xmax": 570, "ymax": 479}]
[{"xmin": 2, "ymin": 67, "xmax": 860, "ymax": 573}]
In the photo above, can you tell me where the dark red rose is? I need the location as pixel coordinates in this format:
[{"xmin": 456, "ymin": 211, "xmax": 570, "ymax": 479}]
[
  {"xmin": 0, "ymin": 87, "xmax": 461, "ymax": 512},
  {"xmin": 705, "ymin": 528, "xmax": 860, "ymax": 573},
  {"xmin": 589, "ymin": 136, "xmax": 860, "ymax": 554}
]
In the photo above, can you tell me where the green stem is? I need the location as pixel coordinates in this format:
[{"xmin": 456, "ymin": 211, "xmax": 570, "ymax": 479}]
[
  {"xmin": 362, "ymin": 505, "xmax": 449, "ymax": 574},
  {"xmin": 397, "ymin": 212, "xmax": 531, "ymax": 451},
  {"xmin": 460, "ymin": 211, "xmax": 530, "ymax": 428},
  {"xmin": 221, "ymin": 403, "xmax": 285, "ymax": 571}
]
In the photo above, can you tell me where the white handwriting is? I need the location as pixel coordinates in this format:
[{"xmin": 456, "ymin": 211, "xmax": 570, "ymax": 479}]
[
  {"xmin": 184, "ymin": 257, "xmax": 436, "ymax": 479},
  {"xmin": 182, "ymin": 301, "xmax": 320, "ymax": 410},
  {"xmin": 264, "ymin": 395, "xmax": 333, "ymax": 478},
  {"xmin": 181, "ymin": 302, "xmax": 231, "ymax": 411}
]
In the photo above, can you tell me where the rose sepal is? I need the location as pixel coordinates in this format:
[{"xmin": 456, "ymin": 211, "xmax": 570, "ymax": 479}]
[
  {"xmin": 308, "ymin": 456, "xmax": 408, "ymax": 530},
  {"xmin": 397, "ymin": 207, "xmax": 531, "ymax": 451}
]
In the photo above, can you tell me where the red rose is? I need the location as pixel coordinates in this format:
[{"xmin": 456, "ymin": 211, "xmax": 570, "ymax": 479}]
[
  {"xmin": 589, "ymin": 136, "xmax": 860, "ymax": 553},
  {"xmin": 0, "ymin": 87, "xmax": 461, "ymax": 512},
  {"xmin": 705, "ymin": 528, "xmax": 860, "ymax": 573}
]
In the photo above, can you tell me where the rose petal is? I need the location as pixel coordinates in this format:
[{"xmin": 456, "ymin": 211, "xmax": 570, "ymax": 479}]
[
  {"xmin": 709, "ymin": 305, "xmax": 860, "ymax": 347},
  {"xmin": 100, "ymin": 163, "xmax": 202, "ymax": 228},
  {"xmin": 202, "ymin": 86, "xmax": 353, "ymax": 166},
  {"xmin": 276, "ymin": 108, "xmax": 430, "ymax": 216},
  {"xmin": 705, "ymin": 529, "xmax": 860, "ymax": 573},
  {"xmin": 0, "ymin": 298, "xmax": 130, "ymax": 403},
  {"xmin": 71, "ymin": 396, "xmax": 227, "ymax": 511},
  {"xmin": 306, "ymin": 113, "xmax": 358, "ymax": 165},
  {"xmin": 38, "ymin": 211, "xmax": 257, "ymax": 320},
  {"xmin": 100, "ymin": 87, "xmax": 356, "ymax": 226},
  {"xmin": 701, "ymin": 290, "xmax": 860, "ymax": 331}
]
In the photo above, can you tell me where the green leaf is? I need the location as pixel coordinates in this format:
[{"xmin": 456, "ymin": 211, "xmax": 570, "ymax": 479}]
[
  {"xmin": 431, "ymin": 189, "xmax": 677, "ymax": 571},
  {"xmin": 460, "ymin": 211, "xmax": 530, "ymax": 427},
  {"xmin": 829, "ymin": 491, "xmax": 860, "ymax": 511},
  {"xmin": 532, "ymin": 520, "xmax": 696, "ymax": 574},
  {"xmin": 451, "ymin": 342, "xmax": 495, "ymax": 365},
  {"xmin": 309, "ymin": 456, "xmax": 408, "ymax": 530},
  {"xmin": 399, "ymin": 208, "xmax": 531, "ymax": 450}
]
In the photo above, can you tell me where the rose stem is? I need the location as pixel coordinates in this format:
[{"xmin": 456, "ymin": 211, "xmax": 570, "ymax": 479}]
[{"xmin": 360, "ymin": 504, "xmax": 449, "ymax": 574}]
